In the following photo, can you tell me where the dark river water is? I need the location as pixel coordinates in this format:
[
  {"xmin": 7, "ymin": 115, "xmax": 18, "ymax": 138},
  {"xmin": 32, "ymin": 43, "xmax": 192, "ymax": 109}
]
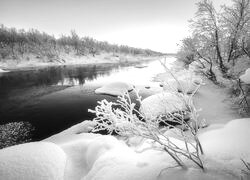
[{"xmin": 0, "ymin": 58, "xmax": 175, "ymax": 140}]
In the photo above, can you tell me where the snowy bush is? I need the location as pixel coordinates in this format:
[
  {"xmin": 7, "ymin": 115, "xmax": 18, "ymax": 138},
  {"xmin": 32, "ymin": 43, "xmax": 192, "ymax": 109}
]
[
  {"xmin": 0, "ymin": 121, "xmax": 34, "ymax": 149},
  {"xmin": 89, "ymin": 86, "xmax": 205, "ymax": 169}
]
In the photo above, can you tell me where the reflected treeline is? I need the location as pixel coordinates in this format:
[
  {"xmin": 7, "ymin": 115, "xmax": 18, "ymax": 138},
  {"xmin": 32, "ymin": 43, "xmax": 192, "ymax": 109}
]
[{"xmin": 0, "ymin": 62, "xmax": 141, "ymax": 98}]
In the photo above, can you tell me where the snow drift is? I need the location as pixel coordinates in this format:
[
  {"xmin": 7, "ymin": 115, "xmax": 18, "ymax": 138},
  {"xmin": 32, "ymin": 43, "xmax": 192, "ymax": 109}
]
[
  {"xmin": 1, "ymin": 118, "xmax": 250, "ymax": 180},
  {"xmin": 0, "ymin": 142, "xmax": 67, "ymax": 180},
  {"xmin": 140, "ymin": 92, "xmax": 187, "ymax": 119}
]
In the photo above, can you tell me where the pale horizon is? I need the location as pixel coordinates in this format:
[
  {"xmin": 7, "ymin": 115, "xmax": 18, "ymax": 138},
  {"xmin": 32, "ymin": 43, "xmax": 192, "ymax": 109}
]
[{"xmin": 0, "ymin": 0, "xmax": 231, "ymax": 53}]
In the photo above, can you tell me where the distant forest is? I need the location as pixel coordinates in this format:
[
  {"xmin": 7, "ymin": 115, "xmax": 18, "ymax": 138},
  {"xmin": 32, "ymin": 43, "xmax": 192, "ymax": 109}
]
[{"xmin": 0, "ymin": 24, "xmax": 162, "ymax": 62}]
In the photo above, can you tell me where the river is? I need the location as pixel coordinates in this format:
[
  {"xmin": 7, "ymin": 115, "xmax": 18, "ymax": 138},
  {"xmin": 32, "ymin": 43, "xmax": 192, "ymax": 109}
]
[{"xmin": 0, "ymin": 57, "xmax": 175, "ymax": 140}]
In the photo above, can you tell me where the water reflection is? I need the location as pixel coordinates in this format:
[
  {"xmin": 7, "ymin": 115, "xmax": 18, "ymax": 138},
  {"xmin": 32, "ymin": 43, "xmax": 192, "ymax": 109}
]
[{"xmin": 0, "ymin": 63, "xmax": 126, "ymax": 95}]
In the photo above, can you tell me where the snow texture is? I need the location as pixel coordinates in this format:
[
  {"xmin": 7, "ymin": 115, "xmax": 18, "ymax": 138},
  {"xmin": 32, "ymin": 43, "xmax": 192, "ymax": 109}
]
[
  {"xmin": 95, "ymin": 82, "xmax": 134, "ymax": 96},
  {"xmin": 140, "ymin": 92, "xmax": 187, "ymax": 119},
  {"xmin": 1, "ymin": 118, "xmax": 250, "ymax": 180},
  {"xmin": 240, "ymin": 68, "xmax": 250, "ymax": 84},
  {"xmin": 199, "ymin": 118, "xmax": 250, "ymax": 160},
  {"xmin": 83, "ymin": 118, "xmax": 250, "ymax": 180},
  {"xmin": 0, "ymin": 142, "xmax": 67, "ymax": 180}
]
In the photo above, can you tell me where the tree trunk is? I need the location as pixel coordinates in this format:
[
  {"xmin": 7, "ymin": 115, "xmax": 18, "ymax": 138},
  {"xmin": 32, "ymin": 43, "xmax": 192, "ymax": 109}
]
[{"xmin": 215, "ymin": 30, "xmax": 226, "ymax": 73}]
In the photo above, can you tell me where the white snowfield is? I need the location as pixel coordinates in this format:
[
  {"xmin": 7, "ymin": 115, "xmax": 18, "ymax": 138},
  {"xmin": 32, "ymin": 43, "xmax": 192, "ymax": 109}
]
[
  {"xmin": 240, "ymin": 68, "xmax": 250, "ymax": 84},
  {"xmin": 95, "ymin": 82, "xmax": 134, "ymax": 96},
  {"xmin": 140, "ymin": 92, "xmax": 187, "ymax": 119},
  {"xmin": 0, "ymin": 119, "xmax": 250, "ymax": 180}
]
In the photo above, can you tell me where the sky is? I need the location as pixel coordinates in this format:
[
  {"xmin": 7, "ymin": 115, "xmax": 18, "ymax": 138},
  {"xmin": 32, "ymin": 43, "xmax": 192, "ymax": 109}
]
[{"xmin": 0, "ymin": 0, "xmax": 231, "ymax": 53}]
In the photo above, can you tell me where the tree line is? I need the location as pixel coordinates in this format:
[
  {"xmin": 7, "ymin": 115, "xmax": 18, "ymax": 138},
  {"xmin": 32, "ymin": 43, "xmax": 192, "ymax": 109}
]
[
  {"xmin": 177, "ymin": 0, "xmax": 250, "ymax": 81},
  {"xmin": 0, "ymin": 25, "xmax": 162, "ymax": 62}
]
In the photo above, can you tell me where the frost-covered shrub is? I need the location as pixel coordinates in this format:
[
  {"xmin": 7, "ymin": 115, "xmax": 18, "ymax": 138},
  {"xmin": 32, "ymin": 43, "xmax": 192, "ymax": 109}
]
[
  {"xmin": 89, "ymin": 59, "xmax": 206, "ymax": 169},
  {"xmin": 0, "ymin": 121, "xmax": 34, "ymax": 149},
  {"xmin": 89, "ymin": 87, "xmax": 205, "ymax": 169}
]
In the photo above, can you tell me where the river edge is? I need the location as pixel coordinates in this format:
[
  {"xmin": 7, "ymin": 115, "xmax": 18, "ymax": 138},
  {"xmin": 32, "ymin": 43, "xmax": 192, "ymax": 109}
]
[
  {"xmin": 0, "ymin": 53, "xmax": 163, "ymax": 72},
  {"xmin": 154, "ymin": 59, "xmax": 244, "ymax": 126}
]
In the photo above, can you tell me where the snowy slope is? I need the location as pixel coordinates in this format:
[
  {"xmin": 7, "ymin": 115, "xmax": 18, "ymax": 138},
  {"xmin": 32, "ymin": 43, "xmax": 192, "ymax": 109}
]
[
  {"xmin": 1, "ymin": 118, "xmax": 250, "ymax": 180},
  {"xmin": 0, "ymin": 142, "xmax": 67, "ymax": 180}
]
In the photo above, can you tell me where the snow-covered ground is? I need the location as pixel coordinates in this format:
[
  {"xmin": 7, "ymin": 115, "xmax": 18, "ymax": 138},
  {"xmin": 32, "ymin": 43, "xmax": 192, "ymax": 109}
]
[
  {"xmin": 1, "ymin": 118, "xmax": 250, "ymax": 180},
  {"xmin": 0, "ymin": 53, "xmax": 159, "ymax": 71}
]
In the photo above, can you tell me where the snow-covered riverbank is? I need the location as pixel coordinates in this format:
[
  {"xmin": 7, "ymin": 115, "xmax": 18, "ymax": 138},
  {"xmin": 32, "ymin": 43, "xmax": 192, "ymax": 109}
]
[{"xmin": 0, "ymin": 53, "xmax": 161, "ymax": 71}]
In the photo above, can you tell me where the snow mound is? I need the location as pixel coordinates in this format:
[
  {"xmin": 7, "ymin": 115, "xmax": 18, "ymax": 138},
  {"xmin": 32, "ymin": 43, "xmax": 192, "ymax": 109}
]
[
  {"xmin": 3, "ymin": 118, "xmax": 250, "ymax": 180},
  {"xmin": 0, "ymin": 142, "xmax": 67, "ymax": 180},
  {"xmin": 200, "ymin": 118, "xmax": 250, "ymax": 160},
  {"xmin": 0, "ymin": 68, "xmax": 9, "ymax": 73},
  {"xmin": 156, "ymin": 70, "xmax": 202, "ymax": 94},
  {"xmin": 49, "ymin": 133, "xmax": 132, "ymax": 180},
  {"xmin": 83, "ymin": 118, "xmax": 250, "ymax": 180},
  {"xmin": 95, "ymin": 82, "xmax": 134, "ymax": 96},
  {"xmin": 140, "ymin": 92, "xmax": 187, "ymax": 119},
  {"xmin": 82, "ymin": 135, "xmax": 241, "ymax": 180},
  {"xmin": 240, "ymin": 68, "xmax": 250, "ymax": 84}
]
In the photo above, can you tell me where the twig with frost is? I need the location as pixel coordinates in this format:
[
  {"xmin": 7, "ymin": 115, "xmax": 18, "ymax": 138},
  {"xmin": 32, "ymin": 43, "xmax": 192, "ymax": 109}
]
[{"xmin": 89, "ymin": 86, "xmax": 204, "ymax": 169}]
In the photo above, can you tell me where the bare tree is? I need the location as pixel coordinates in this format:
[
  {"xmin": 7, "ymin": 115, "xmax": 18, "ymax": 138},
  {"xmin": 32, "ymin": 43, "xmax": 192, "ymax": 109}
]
[
  {"xmin": 222, "ymin": 0, "xmax": 250, "ymax": 65},
  {"xmin": 191, "ymin": 0, "xmax": 227, "ymax": 73},
  {"xmin": 178, "ymin": 36, "xmax": 217, "ymax": 81}
]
